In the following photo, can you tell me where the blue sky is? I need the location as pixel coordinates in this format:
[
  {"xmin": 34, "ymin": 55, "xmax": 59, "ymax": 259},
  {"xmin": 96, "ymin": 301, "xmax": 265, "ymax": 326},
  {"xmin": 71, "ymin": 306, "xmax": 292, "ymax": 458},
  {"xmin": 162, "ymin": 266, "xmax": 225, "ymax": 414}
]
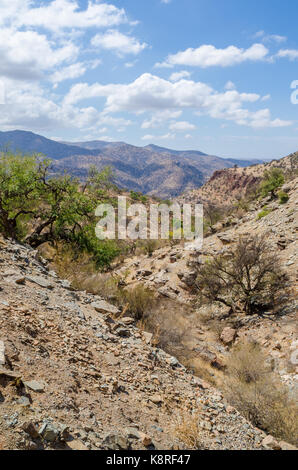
[{"xmin": 0, "ymin": 0, "xmax": 297, "ymax": 159}]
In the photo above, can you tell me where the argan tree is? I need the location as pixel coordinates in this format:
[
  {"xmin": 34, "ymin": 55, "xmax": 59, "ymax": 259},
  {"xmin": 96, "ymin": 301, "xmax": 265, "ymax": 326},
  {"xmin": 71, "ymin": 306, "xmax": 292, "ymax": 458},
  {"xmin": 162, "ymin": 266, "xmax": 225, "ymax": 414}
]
[
  {"xmin": 0, "ymin": 153, "xmax": 119, "ymax": 269},
  {"xmin": 196, "ymin": 235, "xmax": 286, "ymax": 314}
]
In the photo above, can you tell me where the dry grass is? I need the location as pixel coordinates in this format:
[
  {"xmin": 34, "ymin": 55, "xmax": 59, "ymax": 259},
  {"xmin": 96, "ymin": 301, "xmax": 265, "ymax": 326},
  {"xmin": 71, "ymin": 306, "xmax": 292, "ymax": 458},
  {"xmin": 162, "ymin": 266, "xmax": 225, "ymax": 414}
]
[
  {"xmin": 224, "ymin": 341, "xmax": 298, "ymax": 446},
  {"xmin": 172, "ymin": 410, "xmax": 204, "ymax": 449}
]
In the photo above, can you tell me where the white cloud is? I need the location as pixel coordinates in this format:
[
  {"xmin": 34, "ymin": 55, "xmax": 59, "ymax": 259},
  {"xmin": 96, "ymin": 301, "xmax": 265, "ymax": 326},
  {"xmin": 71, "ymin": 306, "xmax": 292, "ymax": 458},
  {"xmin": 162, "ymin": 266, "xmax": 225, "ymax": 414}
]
[
  {"xmin": 141, "ymin": 110, "xmax": 182, "ymax": 129},
  {"xmin": 261, "ymin": 94, "xmax": 271, "ymax": 102},
  {"xmin": 8, "ymin": 0, "xmax": 128, "ymax": 32},
  {"xmin": 169, "ymin": 71, "xmax": 191, "ymax": 82},
  {"xmin": 64, "ymin": 73, "xmax": 291, "ymax": 129},
  {"xmin": 224, "ymin": 81, "xmax": 236, "ymax": 90},
  {"xmin": 276, "ymin": 49, "xmax": 298, "ymax": 60},
  {"xmin": 0, "ymin": 28, "xmax": 78, "ymax": 80},
  {"xmin": 169, "ymin": 121, "xmax": 196, "ymax": 131},
  {"xmin": 157, "ymin": 43, "xmax": 269, "ymax": 68},
  {"xmin": 254, "ymin": 31, "xmax": 287, "ymax": 44},
  {"xmin": 91, "ymin": 30, "xmax": 147, "ymax": 56},
  {"xmin": 50, "ymin": 62, "xmax": 87, "ymax": 85}
]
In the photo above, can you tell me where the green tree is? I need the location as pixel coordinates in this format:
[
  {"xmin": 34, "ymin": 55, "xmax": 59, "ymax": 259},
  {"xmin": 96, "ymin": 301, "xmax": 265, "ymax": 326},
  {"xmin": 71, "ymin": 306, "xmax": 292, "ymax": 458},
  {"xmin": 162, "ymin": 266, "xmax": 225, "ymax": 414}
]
[
  {"xmin": 259, "ymin": 168, "xmax": 285, "ymax": 199},
  {"xmin": 0, "ymin": 153, "xmax": 119, "ymax": 269}
]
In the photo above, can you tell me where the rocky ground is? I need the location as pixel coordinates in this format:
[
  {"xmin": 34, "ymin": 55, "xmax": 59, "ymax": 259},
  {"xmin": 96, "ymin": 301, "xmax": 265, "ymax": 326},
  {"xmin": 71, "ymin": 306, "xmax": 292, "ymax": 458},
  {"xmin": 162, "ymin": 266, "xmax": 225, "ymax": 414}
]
[
  {"xmin": 0, "ymin": 236, "xmax": 293, "ymax": 451},
  {"xmin": 114, "ymin": 176, "xmax": 298, "ymax": 394}
]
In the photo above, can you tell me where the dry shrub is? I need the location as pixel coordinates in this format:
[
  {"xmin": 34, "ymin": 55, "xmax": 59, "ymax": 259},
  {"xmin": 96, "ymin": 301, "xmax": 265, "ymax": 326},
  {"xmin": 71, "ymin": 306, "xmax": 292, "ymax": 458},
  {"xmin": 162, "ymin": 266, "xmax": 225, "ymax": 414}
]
[
  {"xmin": 196, "ymin": 234, "xmax": 287, "ymax": 315},
  {"xmin": 118, "ymin": 284, "xmax": 154, "ymax": 320},
  {"xmin": 173, "ymin": 411, "xmax": 204, "ymax": 449},
  {"xmin": 225, "ymin": 341, "xmax": 298, "ymax": 446}
]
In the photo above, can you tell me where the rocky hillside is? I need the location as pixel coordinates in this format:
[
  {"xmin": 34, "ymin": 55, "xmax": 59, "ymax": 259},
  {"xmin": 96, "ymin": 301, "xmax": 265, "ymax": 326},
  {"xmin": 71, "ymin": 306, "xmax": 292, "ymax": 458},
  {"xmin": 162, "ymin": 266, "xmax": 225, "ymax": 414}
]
[
  {"xmin": 0, "ymin": 130, "xmax": 261, "ymax": 199},
  {"xmin": 179, "ymin": 152, "xmax": 298, "ymax": 208},
  {"xmin": 113, "ymin": 175, "xmax": 297, "ymax": 407},
  {"xmin": 0, "ymin": 237, "xmax": 279, "ymax": 451}
]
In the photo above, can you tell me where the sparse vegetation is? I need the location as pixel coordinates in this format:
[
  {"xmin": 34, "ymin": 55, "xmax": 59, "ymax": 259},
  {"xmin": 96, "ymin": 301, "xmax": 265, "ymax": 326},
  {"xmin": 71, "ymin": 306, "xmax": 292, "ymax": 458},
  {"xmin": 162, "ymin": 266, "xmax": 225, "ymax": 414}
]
[
  {"xmin": 278, "ymin": 191, "xmax": 289, "ymax": 204},
  {"xmin": 196, "ymin": 235, "xmax": 286, "ymax": 315},
  {"xmin": 259, "ymin": 168, "xmax": 285, "ymax": 199},
  {"xmin": 225, "ymin": 342, "xmax": 298, "ymax": 446},
  {"xmin": 257, "ymin": 208, "xmax": 272, "ymax": 219},
  {"xmin": 173, "ymin": 411, "xmax": 204, "ymax": 449}
]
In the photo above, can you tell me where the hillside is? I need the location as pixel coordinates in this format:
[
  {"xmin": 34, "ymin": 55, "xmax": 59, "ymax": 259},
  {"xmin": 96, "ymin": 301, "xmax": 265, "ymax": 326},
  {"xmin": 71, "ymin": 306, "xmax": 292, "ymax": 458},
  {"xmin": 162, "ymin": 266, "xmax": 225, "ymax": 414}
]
[
  {"xmin": 0, "ymin": 130, "xmax": 262, "ymax": 199},
  {"xmin": 0, "ymin": 151, "xmax": 297, "ymax": 451},
  {"xmin": 0, "ymin": 236, "xmax": 274, "ymax": 451},
  {"xmin": 179, "ymin": 152, "xmax": 298, "ymax": 208}
]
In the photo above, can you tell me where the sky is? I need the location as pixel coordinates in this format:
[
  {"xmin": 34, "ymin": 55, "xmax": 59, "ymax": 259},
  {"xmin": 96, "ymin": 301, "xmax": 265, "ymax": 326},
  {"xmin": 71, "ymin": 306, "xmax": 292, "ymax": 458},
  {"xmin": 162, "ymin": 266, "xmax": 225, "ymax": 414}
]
[{"xmin": 0, "ymin": 0, "xmax": 297, "ymax": 159}]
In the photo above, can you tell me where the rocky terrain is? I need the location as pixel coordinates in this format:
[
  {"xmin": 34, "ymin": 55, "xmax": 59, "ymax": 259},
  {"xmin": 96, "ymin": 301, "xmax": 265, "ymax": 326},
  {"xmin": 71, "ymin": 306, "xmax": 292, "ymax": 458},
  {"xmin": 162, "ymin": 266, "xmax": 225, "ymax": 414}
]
[
  {"xmin": 0, "ymin": 130, "xmax": 261, "ymax": 199},
  {"xmin": 0, "ymin": 149, "xmax": 297, "ymax": 451},
  {"xmin": 0, "ymin": 236, "xmax": 282, "ymax": 451},
  {"xmin": 179, "ymin": 152, "xmax": 298, "ymax": 208},
  {"xmin": 114, "ymin": 174, "xmax": 297, "ymax": 396}
]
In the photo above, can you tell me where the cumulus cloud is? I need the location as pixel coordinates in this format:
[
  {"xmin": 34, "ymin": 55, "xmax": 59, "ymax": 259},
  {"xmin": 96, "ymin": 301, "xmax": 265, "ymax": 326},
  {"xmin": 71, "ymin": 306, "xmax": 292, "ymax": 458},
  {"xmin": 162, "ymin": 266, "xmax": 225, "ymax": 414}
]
[
  {"xmin": 64, "ymin": 73, "xmax": 292, "ymax": 129},
  {"xmin": 169, "ymin": 121, "xmax": 196, "ymax": 131},
  {"xmin": 169, "ymin": 71, "xmax": 191, "ymax": 82},
  {"xmin": 91, "ymin": 30, "xmax": 147, "ymax": 56},
  {"xmin": 3, "ymin": 0, "xmax": 128, "ymax": 32},
  {"xmin": 0, "ymin": 28, "xmax": 78, "ymax": 81},
  {"xmin": 276, "ymin": 49, "xmax": 298, "ymax": 60},
  {"xmin": 157, "ymin": 43, "xmax": 269, "ymax": 68}
]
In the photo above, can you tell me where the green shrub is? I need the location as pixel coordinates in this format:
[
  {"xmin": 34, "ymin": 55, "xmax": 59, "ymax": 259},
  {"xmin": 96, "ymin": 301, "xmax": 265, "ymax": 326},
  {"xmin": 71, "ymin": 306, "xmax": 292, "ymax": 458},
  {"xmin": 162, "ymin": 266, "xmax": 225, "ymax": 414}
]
[
  {"xmin": 278, "ymin": 191, "xmax": 289, "ymax": 204},
  {"xmin": 257, "ymin": 208, "xmax": 272, "ymax": 220},
  {"xmin": 259, "ymin": 168, "xmax": 285, "ymax": 199}
]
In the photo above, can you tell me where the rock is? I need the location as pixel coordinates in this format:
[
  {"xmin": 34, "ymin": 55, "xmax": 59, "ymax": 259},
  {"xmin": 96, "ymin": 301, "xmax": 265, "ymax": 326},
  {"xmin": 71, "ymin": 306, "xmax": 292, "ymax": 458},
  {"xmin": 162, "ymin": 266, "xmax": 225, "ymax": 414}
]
[
  {"xmin": 278, "ymin": 440, "xmax": 297, "ymax": 451},
  {"xmin": 262, "ymin": 435, "xmax": 281, "ymax": 450},
  {"xmin": 17, "ymin": 396, "xmax": 30, "ymax": 407},
  {"xmin": 26, "ymin": 276, "xmax": 54, "ymax": 290},
  {"xmin": 220, "ymin": 327, "xmax": 237, "ymax": 345},
  {"xmin": 142, "ymin": 332, "xmax": 153, "ymax": 344},
  {"xmin": 22, "ymin": 421, "xmax": 39, "ymax": 439},
  {"xmin": 39, "ymin": 422, "xmax": 60, "ymax": 442},
  {"xmin": 116, "ymin": 328, "xmax": 131, "ymax": 338},
  {"xmin": 91, "ymin": 300, "xmax": 119, "ymax": 316},
  {"xmin": 138, "ymin": 431, "xmax": 152, "ymax": 447},
  {"xmin": 103, "ymin": 433, "xmax": 130, "ymax": 450},
  {"xmin": 0, "ymin": 368, "xmax": 22, "ymax": 379},
  {"xmin": 0, "ymin": 340, "xmax": 5, "ymax": 366},
  {"xmin": 150, "ymin": 394, "xmax": 163, "ymax": 405},
  {"xmin": 121, "ymin": 317, "xmax": 135, "ymax": 325},
  {"xmin": 217, "ymin": 233, "xmax": 233, "ymax": 244},
  {"xmin": 24, "ymin": 380, "xmax": 46, "ymax": 392},
  {"xmin": 66, "ymin": 439, "xmax": 89, "ymax": 450}
]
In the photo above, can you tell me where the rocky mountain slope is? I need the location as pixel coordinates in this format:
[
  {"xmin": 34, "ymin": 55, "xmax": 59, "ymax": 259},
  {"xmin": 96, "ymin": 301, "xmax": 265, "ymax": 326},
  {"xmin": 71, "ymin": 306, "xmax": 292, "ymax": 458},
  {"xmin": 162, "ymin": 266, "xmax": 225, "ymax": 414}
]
[
  {"xmin": 113, "ymin": 175, "xmax": 297, "ymax": 401},
  {"xmin": 0, "ymin": 236, "xmax": 278, "ymax": 451},
  {"xmin": 179, "ymin": 152, "xmax": 298, "ymax": 208},
  {"xmin": 0, "ymin": 130, "xmax": 261, "ymax": 198}
]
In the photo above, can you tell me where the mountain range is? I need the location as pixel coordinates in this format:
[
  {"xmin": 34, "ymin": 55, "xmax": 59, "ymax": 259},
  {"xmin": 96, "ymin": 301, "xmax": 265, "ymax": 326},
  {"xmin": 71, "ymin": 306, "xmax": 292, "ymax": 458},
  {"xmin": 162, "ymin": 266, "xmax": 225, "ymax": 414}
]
[{"xmin": 0, "ymin": 130, "xmax": 263, "ymax": 198}]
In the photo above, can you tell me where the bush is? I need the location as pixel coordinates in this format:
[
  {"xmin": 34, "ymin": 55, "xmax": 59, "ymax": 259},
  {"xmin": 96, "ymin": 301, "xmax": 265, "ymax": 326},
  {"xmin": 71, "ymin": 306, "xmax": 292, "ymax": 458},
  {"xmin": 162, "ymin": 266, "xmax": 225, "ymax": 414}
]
[
  {"xmin": 196, "ymin": 235, "xmax": 286, "ymax": 315},
  {"xmin": 278, "ymin": 191, "xmax": 289, "ymax": 204},
  {"xmin": 259, "ymin": 168, "xmax": 285, "ymax": 199},
  {"xmin": 225, "ymin": 342, "xmax": 298, "ymax": 446},
  {"xmin": 118, "ymin": 284, "xmax": 154, "ymax": 320},
  {"xmin": 173, "ymin": 411, "xmax": 204, "ymax": 449},
  {"xmin": 257, "ymin": 208, "xmax": 272, "ymax": 220}
]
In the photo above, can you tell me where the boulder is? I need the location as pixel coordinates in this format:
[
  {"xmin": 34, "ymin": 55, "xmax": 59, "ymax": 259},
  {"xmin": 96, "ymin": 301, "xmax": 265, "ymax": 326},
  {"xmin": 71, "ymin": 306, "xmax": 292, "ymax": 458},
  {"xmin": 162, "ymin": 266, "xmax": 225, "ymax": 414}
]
[
  {"xmin": 220, "ymin": 327, "xmax": 237, "ymax": 345},
  {"xmin": 91, "ymin": 300, "xmax": 119, "ymax": 316},
  {"xmin": 24, "ymin": 380, "xmax": 46, "ymax": 392}
]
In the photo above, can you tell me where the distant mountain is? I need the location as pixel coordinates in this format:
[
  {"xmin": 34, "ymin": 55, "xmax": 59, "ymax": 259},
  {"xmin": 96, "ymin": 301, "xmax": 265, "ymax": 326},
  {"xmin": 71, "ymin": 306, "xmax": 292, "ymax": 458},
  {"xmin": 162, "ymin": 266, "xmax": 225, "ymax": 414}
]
[
  {"xmin": 0, "ymin": 130, "xmax": 264, "ymax": 198},
  {"xmin": 0, "ymin": 130, "xmax": 95, "ymax": 159}
]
